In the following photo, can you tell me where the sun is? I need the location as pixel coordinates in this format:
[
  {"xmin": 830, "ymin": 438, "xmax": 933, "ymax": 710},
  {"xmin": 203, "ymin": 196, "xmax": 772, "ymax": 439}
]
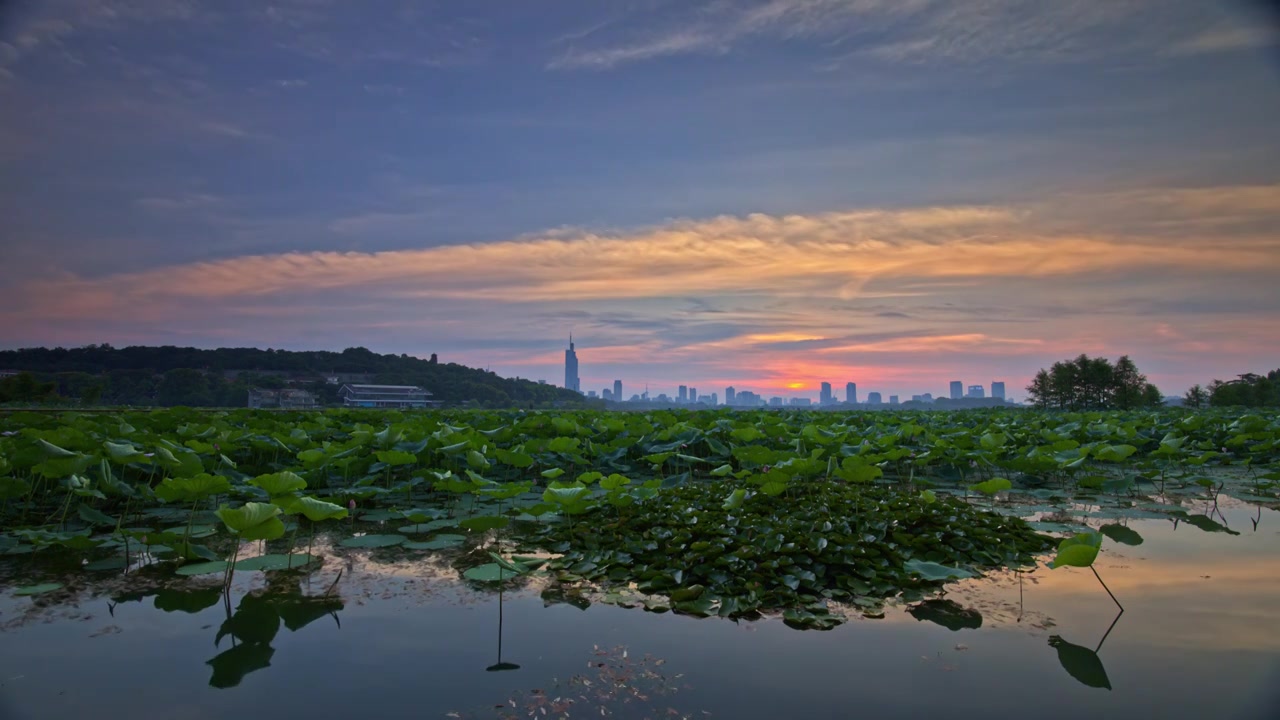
[{"xmin": 785, "ymin": 382, "xmax": 807, "ymax": 390}]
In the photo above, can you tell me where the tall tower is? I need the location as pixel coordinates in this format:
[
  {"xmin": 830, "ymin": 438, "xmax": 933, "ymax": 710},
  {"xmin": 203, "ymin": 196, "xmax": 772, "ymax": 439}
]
[
  {"xmin": 950, "ymin": 380, "xmax": 963, "ymax": 400},
  {"xmin": 820, "ymin": 382, "xmax": 832, "ymax": 405},
  {"xmin": 613, "ymin": 379, "xmax": 622, "ymax": 401},
  {"xmin": 991, "ymin": 381, "xmax": 1006, "ymax": 401},
  {"xmin": 725, "ymin": 386, "xmax": 736, "ymax": 406},
  {"xmin": 564, "ymin": 335, "xmax": 580, "ymax": 393},
  {"xmin": 846, "ymin": 382, "xmax": 857, "ymax": 404}
]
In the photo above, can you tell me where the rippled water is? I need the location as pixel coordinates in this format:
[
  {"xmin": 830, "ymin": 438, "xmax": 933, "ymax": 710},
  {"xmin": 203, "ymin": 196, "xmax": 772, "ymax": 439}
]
[{"xmin": 2, "ymin": 499, "xmax": 1279, "ymax": 720}]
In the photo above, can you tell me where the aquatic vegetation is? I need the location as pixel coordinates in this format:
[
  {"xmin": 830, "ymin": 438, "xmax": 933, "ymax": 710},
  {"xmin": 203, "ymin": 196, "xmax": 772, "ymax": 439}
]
[{"xmin": 1, "ymin": 406, "xmax": 1275, "ymax": 622}]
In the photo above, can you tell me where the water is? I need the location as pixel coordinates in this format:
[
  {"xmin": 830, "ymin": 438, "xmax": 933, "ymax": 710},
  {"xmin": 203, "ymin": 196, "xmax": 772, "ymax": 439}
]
[{"xmin": 2, "ymin": 500, "xmax": 1279, "ymax": 720}]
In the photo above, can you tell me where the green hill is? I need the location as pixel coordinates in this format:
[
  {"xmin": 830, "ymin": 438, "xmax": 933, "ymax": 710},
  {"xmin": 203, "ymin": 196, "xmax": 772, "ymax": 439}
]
[{"xmin": 0, "ymin": 344, "xmax": 586, "ymax": 408}]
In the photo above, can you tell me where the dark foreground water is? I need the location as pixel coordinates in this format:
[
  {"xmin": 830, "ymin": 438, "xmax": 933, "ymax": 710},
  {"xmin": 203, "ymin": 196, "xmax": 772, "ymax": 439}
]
[{"xmin": 2, "ymin": 500, "xmax": 1279, "ymax": 720}]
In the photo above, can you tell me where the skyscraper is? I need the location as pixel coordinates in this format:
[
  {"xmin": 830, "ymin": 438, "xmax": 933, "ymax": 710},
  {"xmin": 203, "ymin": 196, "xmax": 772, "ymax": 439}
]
[
  {"xmin": 992, "ymin": 381, "xmax": 1006, "ymax": 401},
  {"xmin": 613, "ymin": 379, "xmax": 622, "ymax": 401},
  {"xmin": 678, "ymin": 385, "xmax": 687, "ymax": 402},
  {"xmin": 820, "ymin": 382, "xmax": 832, "ymax": 405},
  {"xmin": 889, "ymin": 395, "xmax": 899, "ymax": 405},
  {"xmin": 564, "ymin": 336, "xmax": 580, "ymax": 393},
  {"xmin": 689, "ymin": 387, "xmax": 697, "ymax": 404},
  {"xmin": 967, "ymin": 385, "xmax": 985, "ymax": 399},
  {"xmin": 725, "ymin": 387, "xmax": 736, "ymax": 406},
  {"xmin": 950, "ymin": 381, "xmax": 963, "ymax": 400},
  {"xmin": 846, "ymin": 382, "xmax": 857, "ymax": 404},
  {"xmin": 867, "ymin": 392, "xmax": 882, "ymax": 404}
]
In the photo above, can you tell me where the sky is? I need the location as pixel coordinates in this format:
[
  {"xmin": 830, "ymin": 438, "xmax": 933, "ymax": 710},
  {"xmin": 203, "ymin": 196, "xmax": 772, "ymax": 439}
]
[{"xmin": 2, "ymin": 0, "xmax": 1280, "ymax": 401}]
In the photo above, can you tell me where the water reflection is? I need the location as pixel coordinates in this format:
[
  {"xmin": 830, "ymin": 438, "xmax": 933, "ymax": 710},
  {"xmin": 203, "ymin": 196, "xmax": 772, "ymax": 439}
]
[
  {"xmin": 1049, "ymin": 608, "xmax": 1124, "ymax": 691},
  {"xmin": 109, "ymin": 576, "xmax": 344, "ymax": 689},
  {"xmin": 907, "ymin": 599, "xmax": 983, "ymax": 631},
  {"xmin": 209, "ymin": 577, "xmax": 343, "ymax": 688},
  {"xmin": 486, "ymin": 585, "xmax": 519, "ymax": 672}
]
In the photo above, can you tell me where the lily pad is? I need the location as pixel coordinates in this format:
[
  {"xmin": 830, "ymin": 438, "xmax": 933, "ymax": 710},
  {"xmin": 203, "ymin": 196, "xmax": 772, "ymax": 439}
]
[
  {"xmin": 903, "ymin": 559, "xmax": 976, "ymax": 582},
  {"xmin": 339, "ymin": 534, "xmax": 407, "ymax": 548},
  {"xmin": 13, "ymin": 582, "xmax": 64, "ymax": 596}
]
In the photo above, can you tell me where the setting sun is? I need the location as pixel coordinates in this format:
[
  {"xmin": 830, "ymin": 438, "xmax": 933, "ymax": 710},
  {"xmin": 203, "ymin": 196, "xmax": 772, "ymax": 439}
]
[{"xmin": 785, "ymin": 382, "xmax": 807, "ymax": 390}]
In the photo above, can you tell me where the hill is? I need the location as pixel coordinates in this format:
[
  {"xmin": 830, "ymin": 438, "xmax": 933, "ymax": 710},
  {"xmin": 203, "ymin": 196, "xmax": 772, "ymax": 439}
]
[{"xmin": 0, "ymin": 344, "xmax": 586, "ymax": 408}]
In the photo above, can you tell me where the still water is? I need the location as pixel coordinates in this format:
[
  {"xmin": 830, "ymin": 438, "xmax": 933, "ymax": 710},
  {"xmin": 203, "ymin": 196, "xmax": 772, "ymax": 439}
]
[{"xmin": 2, "ymin": 500, "xmax": 1279, "ymax": 720}]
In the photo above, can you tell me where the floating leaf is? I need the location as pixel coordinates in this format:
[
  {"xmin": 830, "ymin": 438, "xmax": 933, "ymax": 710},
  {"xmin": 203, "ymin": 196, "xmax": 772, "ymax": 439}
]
[
  {"xmin": 339, "ymin": 534, "xmax": 406, "ymax": 548},
  {"xmin": 13, "ymin": 582, "xmax": 63, "ymax": 596},
  {"xmin": 903, "ymin": 559, "xmax": 976, "ymax": 582}
]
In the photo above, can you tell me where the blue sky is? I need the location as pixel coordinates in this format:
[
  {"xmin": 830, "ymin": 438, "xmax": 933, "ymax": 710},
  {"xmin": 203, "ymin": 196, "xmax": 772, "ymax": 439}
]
[{"xmin": 3, "ymin": 0, "xmax": 1280, "ymax": 399}]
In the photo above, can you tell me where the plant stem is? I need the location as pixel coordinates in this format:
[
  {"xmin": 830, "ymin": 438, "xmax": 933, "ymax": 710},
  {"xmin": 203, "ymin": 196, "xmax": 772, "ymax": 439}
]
[{"xmin": 1091, "ymin": 565, "xmax": 1123, "ymax": 612}]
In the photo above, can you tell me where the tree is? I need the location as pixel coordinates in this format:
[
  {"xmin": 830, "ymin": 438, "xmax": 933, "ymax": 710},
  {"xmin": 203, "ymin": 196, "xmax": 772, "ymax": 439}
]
[
  {"xmin": 1026, "ymin": 355, "xmax": 1161, "ymax": 411},
  {"xmin": 1183, "ymin": 384, "xmax": 1208, "ymax": 409},
  {"xmin": 1209, "ymin": 370, "xmax": 1280, "ymax": 407}
]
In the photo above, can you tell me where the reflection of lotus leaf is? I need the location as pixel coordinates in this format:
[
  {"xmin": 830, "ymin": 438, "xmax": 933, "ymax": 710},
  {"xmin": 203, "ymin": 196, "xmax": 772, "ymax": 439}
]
[
  {"xmin": 207, "ymin": 643, "xmax": 274, "ymax": 689},
  {"xmin": 1049, "ymin": 636, "xmax": 1111, "ymax": 690},
  {"xmin": 908, "ymin": 599, "xmax": 983, "ymax": 631}
]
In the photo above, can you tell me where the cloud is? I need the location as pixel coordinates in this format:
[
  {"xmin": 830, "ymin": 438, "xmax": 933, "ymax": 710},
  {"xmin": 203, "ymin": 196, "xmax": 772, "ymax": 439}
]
[
  {"xmin": 3, "ymin": 184, "xmax": 1278, "ymax": 397},
  {"xmin": 548, "ymin": 0, "xmax": 1221, "ymax": 70},
  {"xmin": 1171, "ymin": 24, "xmax": 1278, "ymax": 55},
  {"xmin": 8, "ymin": 182, "xmax": 1280, "ymax": 311}
]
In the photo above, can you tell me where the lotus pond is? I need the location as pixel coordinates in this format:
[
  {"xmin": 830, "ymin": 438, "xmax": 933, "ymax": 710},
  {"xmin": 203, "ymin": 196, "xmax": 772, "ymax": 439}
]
[{"xmin": 1, "ymin": 408, "xmax": 1279, "ymax": 719}]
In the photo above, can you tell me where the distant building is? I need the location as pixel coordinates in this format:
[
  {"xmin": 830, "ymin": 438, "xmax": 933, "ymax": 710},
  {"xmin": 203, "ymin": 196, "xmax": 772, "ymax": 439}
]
[
  {"xmin": 678, "ymin": 385, "xmax": 687, "ymax": 402},
  {"xmin": 710, "ymin": 392, "xmax": 718, "ymax": 406},
  {"xmin": 340, "ymin": 384, "xmax": 435, "ymax": 409},
  {"xmin": 614, "ymin": 380, "xmax": 623, "ymax": 401},
  {"xmin": 769, "ymin": 396, "xmax": 784, "ymax": 406},
  {"xmin": 688, "ymin": 387, "xmax": 698, "ymax": 404},
  {"xmin": 911, "ymin": 393, "xmax": 934, "ymax": 403},
  {"xmin": 820, "ymin": 382, "xmax": 833, "ymax": 405},
  {"xmin": 602, "ymin": 388, "xmax": 613, "ymax": 401},
  {"xmin": 248, "ymin": 388, "xmax": 319, "ymax": 410},
  {"xmin": 587, "ymin": 390, "xmax": 597, "ymax": 398},
  {"xmin": 867, "ymin": 392, "xmax": 882, "ymax": 405},
  {"xmin": 725, "ymin": 386, "xmax": 736, "ymax": 406},
  {"xmin": 737, "ymin": 390, "xmax": 761, "ymax": 406},
  {"xmin": 950, "ymin": 381, "xmax": 964, "ymax": 400},
  {"xmin": 564, "ymin": 336, "xmax": 580, "ymax": 393},
  {"xmin": 889, "ymin": 395, "xmax": 899, "ymax": 405},
  {"xmin": 845, "ymin": 382, "xmax": 857, "ymax": 404},
  {"xmin": 790, "ymin": 397, "xmax": 811, "ymax": 406},
  {"xmin": 991, "ymin": 381, "xmax": 1006, "ymax": 401},
  {"xmin": 966, "ymin": 385, "xmax": 985, "ymax": 399}
]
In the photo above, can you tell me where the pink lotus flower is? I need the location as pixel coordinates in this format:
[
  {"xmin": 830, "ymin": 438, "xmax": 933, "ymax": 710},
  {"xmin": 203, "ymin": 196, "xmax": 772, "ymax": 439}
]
[{"xmin": 348, "ymin": 499, "xmax": 357, "ymax": 510}]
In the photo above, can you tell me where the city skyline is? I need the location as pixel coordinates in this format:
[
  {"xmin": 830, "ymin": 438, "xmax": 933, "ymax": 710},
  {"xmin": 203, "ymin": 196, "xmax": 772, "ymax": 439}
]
[
  {"xmin": 567, "ymin": 336, "xmax": 1014, "ymax": 404},
  {"xmin": 2, "ymin": 2, "xmax": 1278, "ymax": 396}
]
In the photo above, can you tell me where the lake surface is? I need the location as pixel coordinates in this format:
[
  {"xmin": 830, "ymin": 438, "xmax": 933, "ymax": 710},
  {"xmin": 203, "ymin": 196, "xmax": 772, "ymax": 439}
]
[{"xmin": 3, "ymin": 498, "xmax": 1279, "ymax": 720}]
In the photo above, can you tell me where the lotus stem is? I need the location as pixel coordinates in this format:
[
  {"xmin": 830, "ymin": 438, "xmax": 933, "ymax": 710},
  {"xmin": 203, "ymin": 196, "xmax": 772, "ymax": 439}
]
[{"xmin": 1091, "ymin": 565, "xmax": 1122, "ymax": 612}]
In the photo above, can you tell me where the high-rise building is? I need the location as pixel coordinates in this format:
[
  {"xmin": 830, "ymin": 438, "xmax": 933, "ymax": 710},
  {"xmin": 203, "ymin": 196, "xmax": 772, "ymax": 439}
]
[
  {"xmin": 820, "ymin": 382, "xmax": 832, "ymax": 405},
  {"xmin": 710, "ymin": 392, "xmax": 718, "ymax": 406},
  {"xmin": 602, "ymin": 389, "xmax": 613, "ymax": 401},
  {"xmin": 889, "ymin": 395, "xmax": 899, "ymax": 405},
  {"xmin": 769, "ymin": 396, "xmax": 784, "ymax": 406},
  {"xmin": 678, "ymin": 385, "xmax": 687, "ymax": 402},
  {"xmin": 967, "ymin": 385, "xmax": 985, "ymax": 399},
  {"xmin": 845, "ymin": 382, "xmax": 857, "ymax": 404},
  {"xmin": 950, "ymin": 381, "xmax": 963, "ymax": 400},
  {"xmin": 564, "ymin": 336, "xmax": 580, "ymax": 393},
  {"xmin": 725, "ymin": 387, "xmax": 736, "ymax": 406},
  {"xmin": 613, "ymin": 379, "xmax": 622, "ymax": 401},
  {"xmin": 867, "ymin": 392, "xmax": 882, "ymax": 405},
  {"xmin": 991, "ymin": 381, "xmax": 1006, "ymax": 401},
  {"xmin": 689, "ymin": 387, "xmax": 698, "ymax": 404},
  {"xmin": 587, "ymin": 390, "xmax": 597, "ymax": 398}
]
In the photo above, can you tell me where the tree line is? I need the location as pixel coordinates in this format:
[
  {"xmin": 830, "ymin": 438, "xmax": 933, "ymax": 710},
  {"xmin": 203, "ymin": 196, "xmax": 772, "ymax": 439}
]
[
  {"xmin": 0, "ymin": 345, "xmax": 588, "ymax": 408},
  {"xmin": 1183, "ymin": 369, "xmax": 1280, "ymax": 409}
]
